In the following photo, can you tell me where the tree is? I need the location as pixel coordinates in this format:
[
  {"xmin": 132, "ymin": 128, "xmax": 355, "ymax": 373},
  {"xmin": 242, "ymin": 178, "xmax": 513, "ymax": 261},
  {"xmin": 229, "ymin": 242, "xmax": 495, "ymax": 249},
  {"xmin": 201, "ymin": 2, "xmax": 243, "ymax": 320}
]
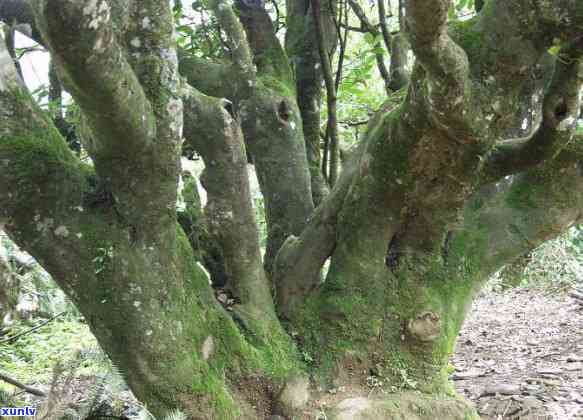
[{"xmin": 0, "ymin": 0, "xmax": 581, "ymax": 418}]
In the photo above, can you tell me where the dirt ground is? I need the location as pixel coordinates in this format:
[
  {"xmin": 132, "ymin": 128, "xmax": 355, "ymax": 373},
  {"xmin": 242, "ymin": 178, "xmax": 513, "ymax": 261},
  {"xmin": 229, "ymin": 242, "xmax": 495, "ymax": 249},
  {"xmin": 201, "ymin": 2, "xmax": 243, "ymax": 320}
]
[{"xmin": 453, "ymin": 287, "xmax": 583, "ymax": 420}]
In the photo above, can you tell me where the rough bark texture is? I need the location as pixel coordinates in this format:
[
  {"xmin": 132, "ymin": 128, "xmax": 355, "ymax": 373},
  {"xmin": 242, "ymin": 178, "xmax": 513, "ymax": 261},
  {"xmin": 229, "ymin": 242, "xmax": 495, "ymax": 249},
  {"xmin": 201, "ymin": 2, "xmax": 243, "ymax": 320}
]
[
  {"xmin": 1, "ymin": 0, "xmax": 582, "ymax": 418},
  {"xmin": 285, "ymin": 0, "xmax": 337, "ymax": 204}
]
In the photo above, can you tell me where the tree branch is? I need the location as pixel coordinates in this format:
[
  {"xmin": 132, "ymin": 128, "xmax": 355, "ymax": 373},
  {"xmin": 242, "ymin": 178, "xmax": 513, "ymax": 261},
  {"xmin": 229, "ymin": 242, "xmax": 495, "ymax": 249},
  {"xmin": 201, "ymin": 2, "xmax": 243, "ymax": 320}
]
[
  {"xmin": 404, "ymin": 0, "xmax": 469, "ymax": 116},
  {"xmin": 236, "ymin": 0, "xmax": 293, "ymax": 84},
  {"xmin": 0, "ymin": 312, "xmax": 65, "ymax": 345},
  {"xmin": 0, "ymin": 26, "xmax": 91, "ymax": 236},
  {"xmin": 482, "ymin": 42, "xmax": 583, "ymax": 182},
  {"xmin": 178, "ymin": 52, "xmax": 239, "ymax": 99},
  {"xmin": 0, "ymin": 0, "xmax": 43, "ymax": 45},
  {"xmin": 313, "ymin": 0, "xmax": 340, "ymax": 185},
  {"xmin": 284, "ymin": 0, "xmax": 337, "ymax": 205},
  {"xmin": 34, "ymin": 1, "xmax": 184, "ymax": 242},
  {"xmin": 34, "ymin": 1, "xmax": 156, "ymax": 158},
  {"xmin": 274, "ymin": 141, "xmax": 364, "ymax": 318},
  {"xmin": 210, "ymin": 0, "xmax": 256, "ymax": 91},
  {"xmin": 455, "ymin": 161, "xmax": 583, "ymax": 281},
  {"xmin": 347, "ymin": 0, "xmax": 391, "ymax": 92},
  {"xmin": 0, "ymin": 371, "xmax": 46, "ymax": 397},
  {"xmin": 377, "ymin": 0, "xmax": 392, "ymax": 56},
  {"xmin": 183, "ymin": 87, "xmax": 279, "ymax": 330}
]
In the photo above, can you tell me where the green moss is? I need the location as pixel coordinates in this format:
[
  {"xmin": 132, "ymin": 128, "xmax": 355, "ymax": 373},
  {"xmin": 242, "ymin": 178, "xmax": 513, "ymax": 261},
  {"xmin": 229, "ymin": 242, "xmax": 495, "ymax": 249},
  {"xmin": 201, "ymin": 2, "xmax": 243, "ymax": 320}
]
[
  {"xmin": 257, "ymin": 74, "xmax": 296, "ymax": 98},
  {"xmin": 505, "ymin": 181, "xmax": 542, "ymax": 209},
  {"xmin": 449, "ymin": 17, "xmax": 481, "ymax": 58}
]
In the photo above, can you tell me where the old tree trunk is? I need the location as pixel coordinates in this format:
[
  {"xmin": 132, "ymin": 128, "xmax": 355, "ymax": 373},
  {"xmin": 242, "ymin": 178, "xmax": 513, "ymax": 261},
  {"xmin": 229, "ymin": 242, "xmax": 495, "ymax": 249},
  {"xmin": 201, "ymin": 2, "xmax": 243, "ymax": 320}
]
[{"xmin": 1, "ymin": 0, "xmax": 582, "ymax": 418}]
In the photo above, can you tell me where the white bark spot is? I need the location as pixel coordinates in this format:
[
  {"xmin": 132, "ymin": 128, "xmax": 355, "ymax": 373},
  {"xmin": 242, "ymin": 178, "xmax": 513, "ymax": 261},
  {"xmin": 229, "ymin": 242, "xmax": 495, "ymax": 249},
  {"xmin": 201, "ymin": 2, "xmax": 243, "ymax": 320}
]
[
  {"xmin": 130, "ymin": 38, "xmax": 142, "ymax": 49},
  {"xmin": 167, "ymin": 97, "xmax": 184, "ymax": 137},
  {"xmin": 76, "ymin": 233, "xmax": 83, "ymax": 239},
  {"xmin": 83, "ymin": 0, "xmax": 99, "ymax": 16},
  {"xmin": 196, "ymin": 262, "xmax": 212, "ymax": 284},
  {"xmin": 142, "ymin": 17, "xmax": 152, "ymax": 29},
  {"xmin": 133, "ymin": 301, "xmax": 142, "ymax": 308},
  {"xmin": 290, "ymin": 121, "xmax": 296, "ymax": 130},
  {"xmin": 36, "ymin": 218, "xmax": 54, "ymax": 234},
  {"xmin": 146, "ymin": 329, "xmax": 153, "ymax": 336},
  {"xmin": 54, "ymin": 225, "xmax": 70, "ymax": 237},
  {"xmin": 201, "ymin": 336, "xmax": 214, "ymax": 360},
  {"xmin": 557, "ymin": 116, "xmax": 575, "ymax": 131},
  {"xmin": 84, "ymin": 0, "xmax": 111, "ymax": 30},
  {"xmin": 129, "ymin": 283, "xmax": 143, "ymax": 294}
]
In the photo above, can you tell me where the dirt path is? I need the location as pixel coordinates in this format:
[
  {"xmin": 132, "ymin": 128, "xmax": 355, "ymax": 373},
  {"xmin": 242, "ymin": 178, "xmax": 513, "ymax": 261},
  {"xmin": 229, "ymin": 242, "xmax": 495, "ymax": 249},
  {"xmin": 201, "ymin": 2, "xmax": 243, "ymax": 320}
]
[{"xmin": 453, "ymin": 287, "xmax": 583, "ymax": 419}]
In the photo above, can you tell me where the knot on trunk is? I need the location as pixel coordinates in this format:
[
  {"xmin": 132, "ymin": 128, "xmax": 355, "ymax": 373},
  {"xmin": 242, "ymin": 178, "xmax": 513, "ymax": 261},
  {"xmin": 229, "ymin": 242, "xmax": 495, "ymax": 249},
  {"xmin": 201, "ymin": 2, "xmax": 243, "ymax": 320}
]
[{"xmin": 407, "ymin": 311, "xmax": 441, "ymax": 342}]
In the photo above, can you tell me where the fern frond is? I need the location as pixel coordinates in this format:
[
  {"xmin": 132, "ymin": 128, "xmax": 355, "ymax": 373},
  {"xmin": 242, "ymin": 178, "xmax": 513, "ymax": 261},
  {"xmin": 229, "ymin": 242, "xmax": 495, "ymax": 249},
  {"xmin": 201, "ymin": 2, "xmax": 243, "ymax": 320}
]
[{"xmin": 162, "ymin": 409, "xmax": 188, "ymax": 420}]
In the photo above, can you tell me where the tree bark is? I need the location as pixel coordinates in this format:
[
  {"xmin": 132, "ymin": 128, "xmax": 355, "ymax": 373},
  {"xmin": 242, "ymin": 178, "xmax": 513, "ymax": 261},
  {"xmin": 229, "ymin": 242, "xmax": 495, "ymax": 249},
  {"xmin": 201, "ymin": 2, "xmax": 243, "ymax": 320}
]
[
  {"xmin": 285, "ymin": 0, "xmax": 337, "ymax": 205},
  {"xmin": 1, "ymin": 0, "xmax": 582, "ymax": 418}
]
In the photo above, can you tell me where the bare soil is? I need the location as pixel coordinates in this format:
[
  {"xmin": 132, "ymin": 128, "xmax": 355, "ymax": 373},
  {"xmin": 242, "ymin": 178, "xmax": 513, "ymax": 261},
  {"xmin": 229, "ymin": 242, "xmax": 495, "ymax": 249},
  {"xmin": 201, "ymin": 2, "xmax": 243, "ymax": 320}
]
[{"xmin": 453, "ymin": 287, "xmax": 583, "ymax": 419}]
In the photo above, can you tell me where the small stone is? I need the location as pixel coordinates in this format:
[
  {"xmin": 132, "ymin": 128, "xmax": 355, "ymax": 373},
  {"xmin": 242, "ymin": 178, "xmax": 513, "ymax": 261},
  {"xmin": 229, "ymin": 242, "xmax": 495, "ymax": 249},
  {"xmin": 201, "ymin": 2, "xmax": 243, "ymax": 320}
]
[
  {"xmin": 452, "ymin": 368, "xmax": 486, "ymax": 380},
  {"xmin": 274, "ymin": 375, "xmax": 310, "ymax": 417},
  {"xmin": 564, "ymin": 363, "xmax": 583, "ymax": 371},
  {"xmin": 201, "ymin": 336, "xmax": 214, "ymax": 360},
  {"xmin": 480, "ymin": 383, "xmax": 521, "ymax": 397}
]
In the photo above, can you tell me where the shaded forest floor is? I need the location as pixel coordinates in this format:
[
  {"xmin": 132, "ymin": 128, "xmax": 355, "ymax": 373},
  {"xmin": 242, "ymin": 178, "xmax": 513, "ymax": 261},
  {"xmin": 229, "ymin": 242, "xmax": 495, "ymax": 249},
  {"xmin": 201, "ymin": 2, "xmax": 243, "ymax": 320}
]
[{"xmin": 453, "ymin": 287, "xmax": 583, "ymax": 419}]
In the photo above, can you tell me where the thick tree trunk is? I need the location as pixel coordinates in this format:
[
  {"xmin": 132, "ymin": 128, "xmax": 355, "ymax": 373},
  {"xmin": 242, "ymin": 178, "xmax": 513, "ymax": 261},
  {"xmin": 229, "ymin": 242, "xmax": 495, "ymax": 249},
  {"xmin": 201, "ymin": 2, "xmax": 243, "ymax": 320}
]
[{"xmin": 1, "ymin": 0, "xmax": 582, "ymax": 419}]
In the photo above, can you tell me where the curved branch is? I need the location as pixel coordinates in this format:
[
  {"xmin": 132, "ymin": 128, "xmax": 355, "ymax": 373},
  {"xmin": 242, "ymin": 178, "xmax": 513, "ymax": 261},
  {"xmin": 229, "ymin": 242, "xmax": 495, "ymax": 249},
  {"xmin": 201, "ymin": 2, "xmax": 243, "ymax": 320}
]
[
  {"xmin": 235, "ymin": 0, "xmax": 294, "ymax": 84},
  {"xmin": 210, "ymin": 0, "xmax": 256, "ymax": 90},
  {"xmin": 481, "ymin": 43, "xmax": 583, "ymax": 182},
  {"xmin": 0, "ymin": 371, "xmax": 46, "ymax": 397},
  {"xmin": 0, "ymin": 312, "xmax": 65, "ymax": 345},
  {"xmin": 33, "ymin": 0, "xmax": 156, "ymax": 158},
  {"xmin": 0, "ymin": 0, "xmax": 43, "ymax": 45},
  {"xmin": 0, "ymin": 26, "xmax": 90, "ymax": 235},
  {"xmin": 455, "ymin": 161, "xmax": 583, "ymax": 280},
  {"xmin": 178, "ymin": 52, "xmax": 238, "ymax": 99},
  {"xmin": 183, "ymin": 87, "xmax": 279, "ymax": 329},
  {"xmin": 404, "ymin": 0, "xmax": 469, "ymax": 116},
  {"xmin": 274, "ymin": 141, "xmax": 364, "ymax": 318},
  {"xmin": 34, "ymin": 1, "xmax": 185, "ymax": 242}
]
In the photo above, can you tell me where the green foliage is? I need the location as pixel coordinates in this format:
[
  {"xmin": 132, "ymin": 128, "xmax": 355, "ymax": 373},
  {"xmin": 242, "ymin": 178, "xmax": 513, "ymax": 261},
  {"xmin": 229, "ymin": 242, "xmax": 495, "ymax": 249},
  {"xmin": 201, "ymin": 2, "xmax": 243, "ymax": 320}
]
[
  {"xmin": 174, "ymin": 0, "xmax": 224, "ymax": 59},
  {"xmin": 0, "ymin": 319, "xmax": 100, "ymax": 386},
  {"xmin": 139, "ymin": 408, "xmax": 189, "ymax": 420},
  {"xmin": 523, "ymin": 226, "xmax": 583, "ymax": 289},
  {"xmin": 493, "ymin": 226, "xmax": 583, "ymax": 290}
]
